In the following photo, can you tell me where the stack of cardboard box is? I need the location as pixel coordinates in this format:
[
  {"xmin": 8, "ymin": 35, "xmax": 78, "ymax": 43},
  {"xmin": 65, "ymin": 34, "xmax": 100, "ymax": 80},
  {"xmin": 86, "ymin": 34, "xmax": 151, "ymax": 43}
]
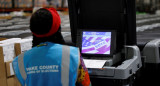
[
  {"xmin": 34, "ymin": 0, "xmax": 47, "ymax": 7},
  {"xmin": 0, "ymin": 38, "xmax": 32, "ymax": 86},
  {"xmin": 14, "ymin": 39, "xmax": 32, "ymax": 56},
  {"xmin": 0, "ymin": 0, "xmax": 12, "ymax": 8},
  {"xmin": 0, "ymin": 0, "xmax": 68, "ymax": 9},
  {"xmin": 14, "ymin": 0, "xmax": 33, "ymax": 8}
]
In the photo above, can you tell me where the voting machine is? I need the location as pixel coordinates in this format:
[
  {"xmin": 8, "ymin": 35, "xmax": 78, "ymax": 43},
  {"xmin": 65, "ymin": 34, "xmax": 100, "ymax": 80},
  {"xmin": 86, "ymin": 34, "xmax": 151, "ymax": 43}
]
[{"xmin": 68, "ymin": 0, "xmax": 142, "ymax": 86}]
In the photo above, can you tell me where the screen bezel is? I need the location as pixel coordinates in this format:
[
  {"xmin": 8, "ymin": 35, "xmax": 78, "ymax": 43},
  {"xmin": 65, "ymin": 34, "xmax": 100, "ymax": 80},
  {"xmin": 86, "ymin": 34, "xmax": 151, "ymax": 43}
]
[{"xmin": 80, "ymin": 30, "xmax": 116, "ymax": 57}]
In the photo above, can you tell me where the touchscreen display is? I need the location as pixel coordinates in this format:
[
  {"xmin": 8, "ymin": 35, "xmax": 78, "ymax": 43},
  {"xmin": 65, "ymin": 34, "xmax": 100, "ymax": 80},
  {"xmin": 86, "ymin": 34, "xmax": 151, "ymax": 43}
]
[{"xmin": 82, "ymin": 31, "xmax": 111, "ymax": 55}]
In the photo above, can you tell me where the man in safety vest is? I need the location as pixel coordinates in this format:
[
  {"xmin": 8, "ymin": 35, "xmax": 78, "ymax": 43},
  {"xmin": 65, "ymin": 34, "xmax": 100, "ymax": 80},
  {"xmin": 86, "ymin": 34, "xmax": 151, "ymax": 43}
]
[{"xmin": 12, "ymin": 7, "xmax": 91, "ymax": 86}]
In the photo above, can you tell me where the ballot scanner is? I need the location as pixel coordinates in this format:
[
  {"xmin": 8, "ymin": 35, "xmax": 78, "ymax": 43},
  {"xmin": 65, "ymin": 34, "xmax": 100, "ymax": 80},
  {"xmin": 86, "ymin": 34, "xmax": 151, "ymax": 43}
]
[{"xmin": 68, "ymin": 0, "xmax": 142, "ymax": 86}]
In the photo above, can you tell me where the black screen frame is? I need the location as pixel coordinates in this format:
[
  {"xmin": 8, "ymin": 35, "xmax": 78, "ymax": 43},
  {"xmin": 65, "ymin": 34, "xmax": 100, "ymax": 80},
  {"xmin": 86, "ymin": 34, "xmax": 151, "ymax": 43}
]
[{"xmin": 80, "ymin": 30, "xmax": 116, "ymax": 57}]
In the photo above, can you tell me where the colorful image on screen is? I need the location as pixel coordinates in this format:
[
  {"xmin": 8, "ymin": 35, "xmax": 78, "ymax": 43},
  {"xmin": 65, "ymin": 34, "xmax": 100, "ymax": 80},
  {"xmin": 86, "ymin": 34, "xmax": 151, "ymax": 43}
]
[{"xmin": 82, "ymin": 31, "xmax": 111, "ymax": 54}]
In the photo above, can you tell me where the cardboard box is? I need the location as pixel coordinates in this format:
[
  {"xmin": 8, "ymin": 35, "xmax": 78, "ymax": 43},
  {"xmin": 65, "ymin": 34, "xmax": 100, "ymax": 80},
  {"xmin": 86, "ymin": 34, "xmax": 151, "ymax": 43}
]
[
  {"xmin": 15, "ymin": 39, "xmax": 32, "ymax": 56},
  {"xmin": 0, "ymin": 38, "xmax": 7, "ymax": 41},
  {"xmin": 15, "ymin": 0, "xmax": 32, "ymax": 8},
  {"xmin": 5, "ymin": 61, "xmax": 14, "ymax": 77},
  {"xmin": 14, "ymin": 76, "xmax": 21, "ymax": 86},
  {"xmin": 0, "ymin": 38, "xmax": 21, "ymax": 44},
  {"xmin": 0, "ymin": 0, "xmax": 12, "ymax": 8},
  {"xmin": 5, "ymin": 63, "xmax": 22, "ymax": 86},
  {"xmin": 0, "ymin": 43, "xmax": 16, "ymax": 86},
  {"xmin": 0, "ymin": 38, "xmax": 23, "ymax": 86},
  {"xmin": 0, "ymin": 43, "xmax": 16, "ymax": 62},
  {"xmin": 0, "ymin": 39, "xmax": 17, "ymax": 86},
  {"xmin": 0, "ymin": 47, "xmax": 7, "ymax": 86},
  {"xmin": 0, "ymin": 78, "xmax": 7, "ymax": 86},
  {"xmin": 35, "ymin": 0, "xmax": 46, "ymax": 7},
  {"xmin": 0, "ymin": 38, "xmax": 21, "ymax": 62},
  {"xmin": 7, "ymin": 77, "xmax": 15, "ymax": 86},
  {"xmin": 7, "ymin": 76, "xmax": 21, "ymax": 86}
]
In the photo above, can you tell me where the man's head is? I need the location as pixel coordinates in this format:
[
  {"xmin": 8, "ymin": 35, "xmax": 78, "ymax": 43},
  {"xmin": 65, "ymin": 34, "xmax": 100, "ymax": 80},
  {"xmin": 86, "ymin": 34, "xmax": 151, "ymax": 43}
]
[{"xmin": 30, "ymin": 8, "xmax": 65, "ymax": 46}]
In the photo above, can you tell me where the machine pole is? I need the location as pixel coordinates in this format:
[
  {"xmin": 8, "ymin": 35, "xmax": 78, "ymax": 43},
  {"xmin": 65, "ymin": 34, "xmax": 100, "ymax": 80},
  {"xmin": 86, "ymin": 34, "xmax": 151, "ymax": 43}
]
[{"xmin": 126, "ymin": 0, "xmax": 137, "ymax": 45}]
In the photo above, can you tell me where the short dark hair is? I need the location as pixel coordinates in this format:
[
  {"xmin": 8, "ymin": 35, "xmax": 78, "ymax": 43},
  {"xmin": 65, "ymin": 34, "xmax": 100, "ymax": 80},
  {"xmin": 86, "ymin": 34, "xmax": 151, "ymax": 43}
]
[{"xmin": 30, "ymin": 8, "xmax": 65, "ymax": 47}]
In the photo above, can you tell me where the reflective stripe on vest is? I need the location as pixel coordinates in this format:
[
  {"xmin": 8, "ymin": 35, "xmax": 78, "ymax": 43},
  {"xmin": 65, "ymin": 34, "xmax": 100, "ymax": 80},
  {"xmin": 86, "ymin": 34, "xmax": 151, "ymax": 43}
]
[
  {"xmin": 18, "ymin": 45, "xmax": 78, "ymax": 86},
  {"xmin": 61, "ymin": 45, "xmax": 70, "ymax": 86},
  {"xmin": 18, "ymin": 53, "xmax": 27, "ymax": 81}
]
